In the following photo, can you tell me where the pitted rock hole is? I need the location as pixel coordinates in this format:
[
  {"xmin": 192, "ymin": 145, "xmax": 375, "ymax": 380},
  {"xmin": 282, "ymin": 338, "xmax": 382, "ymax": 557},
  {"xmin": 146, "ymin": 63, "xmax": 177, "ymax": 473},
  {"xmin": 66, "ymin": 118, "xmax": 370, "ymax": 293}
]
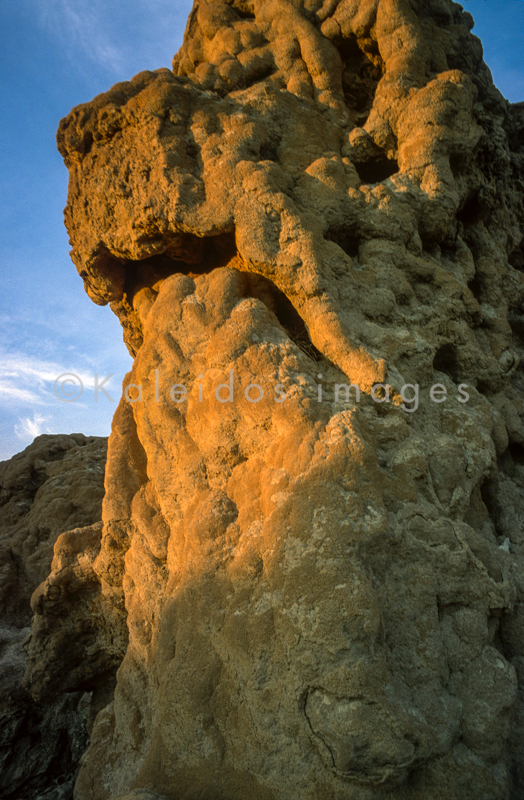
[{"xmin": 338, "ymin": 36, "xmax": 384, "ymax": 127}]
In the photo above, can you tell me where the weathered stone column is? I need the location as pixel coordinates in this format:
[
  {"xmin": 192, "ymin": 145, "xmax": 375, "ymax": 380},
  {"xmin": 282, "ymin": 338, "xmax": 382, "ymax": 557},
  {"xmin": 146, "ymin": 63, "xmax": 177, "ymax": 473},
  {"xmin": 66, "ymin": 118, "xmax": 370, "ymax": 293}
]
[{"xmin": 26, "ymin": 1, "xmax": 524, "ymax": 797}]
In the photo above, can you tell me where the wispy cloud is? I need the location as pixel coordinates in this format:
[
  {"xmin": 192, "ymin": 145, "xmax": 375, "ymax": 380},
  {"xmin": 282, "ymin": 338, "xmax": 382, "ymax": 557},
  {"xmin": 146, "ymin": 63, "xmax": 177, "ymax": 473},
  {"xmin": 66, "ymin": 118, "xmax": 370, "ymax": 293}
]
[
  {"xmin": 14, "ymin": 412, "xmax": 52, "ymax": 442},
  {"xmin": 0, "ymin": 353, "xmax": 57, "ymax": 407},
  {"xmin": 0, "ymin": 350, "xmax": 118, "ymax": 408},
  {"xmin": 0, "ymin": 347, "xmax": 126, "ymax": 459},
  {"xmin": 38, "ymin": 0, "xmax": 126, "ymax": 75},
  {"xmin": 32, "ymin": 0, "xmax": 193, "ymax": 81},
  {"xmin": 0, "ymin": 385, "xmax": 42, "ymax": 405}
]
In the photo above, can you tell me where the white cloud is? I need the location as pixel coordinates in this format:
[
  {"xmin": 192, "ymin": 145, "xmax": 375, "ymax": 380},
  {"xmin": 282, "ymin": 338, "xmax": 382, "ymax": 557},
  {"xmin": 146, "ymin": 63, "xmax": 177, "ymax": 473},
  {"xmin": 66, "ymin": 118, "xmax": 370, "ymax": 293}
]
[
  {"xmin": 0, "ymin": 350, "xmax": 119, "ymax": 408},
  {"xmin": 14, "ymin": 413, "xmax": 52, "ymax": 442},
  {"xmin": 0, "ymin": 348, "xmax": 125, "ymax": 459}
]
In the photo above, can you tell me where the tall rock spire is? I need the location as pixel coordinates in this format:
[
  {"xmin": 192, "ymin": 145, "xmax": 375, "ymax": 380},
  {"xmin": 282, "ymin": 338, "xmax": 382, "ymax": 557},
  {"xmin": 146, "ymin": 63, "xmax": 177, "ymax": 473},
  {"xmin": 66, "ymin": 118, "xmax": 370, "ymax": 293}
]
[{"xmin": 25, "ymin": 1, "xmax": 524, "ymax": 798}]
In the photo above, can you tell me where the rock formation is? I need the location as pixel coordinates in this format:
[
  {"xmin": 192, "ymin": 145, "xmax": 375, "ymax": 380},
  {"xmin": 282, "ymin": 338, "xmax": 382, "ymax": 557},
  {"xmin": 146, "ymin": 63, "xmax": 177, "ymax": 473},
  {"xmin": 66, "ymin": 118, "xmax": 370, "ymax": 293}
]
[
  {"xmin": 21, "ymin": 0, "xmax": 524, "ymax": 797},
  {"xmin": 0, "ymin": 434, "xmax": 107, "ymax": 799}
]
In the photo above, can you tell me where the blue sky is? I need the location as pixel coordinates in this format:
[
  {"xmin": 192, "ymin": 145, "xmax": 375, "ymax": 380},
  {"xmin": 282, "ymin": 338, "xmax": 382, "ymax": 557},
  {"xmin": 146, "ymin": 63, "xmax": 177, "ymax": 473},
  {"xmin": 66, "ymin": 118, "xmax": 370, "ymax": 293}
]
[{"xmin": 0, "ymin": 0, "xmax": 523, "ymax": 461}]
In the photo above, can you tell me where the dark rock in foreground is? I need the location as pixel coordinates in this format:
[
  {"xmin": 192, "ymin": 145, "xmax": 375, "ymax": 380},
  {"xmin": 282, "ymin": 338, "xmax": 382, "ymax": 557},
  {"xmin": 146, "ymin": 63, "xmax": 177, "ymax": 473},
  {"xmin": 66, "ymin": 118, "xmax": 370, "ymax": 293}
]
[{"xmin": 0, "ymin": 435, "xmax": 107, "ymax": 800}]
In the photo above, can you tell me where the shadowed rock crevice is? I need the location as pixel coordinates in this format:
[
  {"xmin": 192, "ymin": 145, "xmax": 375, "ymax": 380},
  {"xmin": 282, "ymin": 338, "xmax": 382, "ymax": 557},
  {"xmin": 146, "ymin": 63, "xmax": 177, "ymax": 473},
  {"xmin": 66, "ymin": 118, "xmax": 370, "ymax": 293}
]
[
  {"xmin": 338, "ymin": 35, "xmax": 384, "ymax": 126},
  {"xmin": 433, "ymin": 343, "xmax": 461, "ymax": 383},
  {"xmin": 353, "ymin": 155, "xmax": 399, "ymax": 185},
  {"xmin": 509, "ymin": 239, "xmax": 524, "ymax": 271},
  {"xmin": 244, "ymin": 273, "xmax": 324, "ymax": 362},
  {"xmin": 456, "ymin": 192, "xmax": 486, "ymax": 226},
  {"xmin": 325, "ymin": 225, "xmax": 359, "ymax": 258},
  {"xmin": 122, "ymin": 232, "xmax": 238, "ymax": 299},
  {"xmin": 104, "ymin": 232, "xmax": 324, "ymax": 364},
  {"xmin": 106, "ymin": 233, "xmax": 238, "ymax": 355}
]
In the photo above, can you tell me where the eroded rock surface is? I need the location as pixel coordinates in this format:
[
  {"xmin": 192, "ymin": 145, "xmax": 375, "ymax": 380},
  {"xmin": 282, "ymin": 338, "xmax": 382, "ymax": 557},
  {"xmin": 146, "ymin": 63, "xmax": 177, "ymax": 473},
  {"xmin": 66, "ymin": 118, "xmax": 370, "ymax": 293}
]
[
  {"xmin": 25, "ymin": 0, "xmax": 524, "ymax": 798},
  {"xmin": 0, "ymin": 434, "xmax": 107, "ymax": 799}
]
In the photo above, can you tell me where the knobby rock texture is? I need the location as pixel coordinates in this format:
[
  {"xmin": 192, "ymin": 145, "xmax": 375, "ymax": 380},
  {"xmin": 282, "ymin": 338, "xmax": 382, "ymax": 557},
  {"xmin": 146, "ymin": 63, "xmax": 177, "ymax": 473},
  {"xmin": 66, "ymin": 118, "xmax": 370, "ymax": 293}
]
[
  {"xmin": 0, "ymin": 434, "xmax": 107, "ymax": 799},
  {"xmin": 23, "ymin": 0, "xmax": 524, "ymax": 798}
]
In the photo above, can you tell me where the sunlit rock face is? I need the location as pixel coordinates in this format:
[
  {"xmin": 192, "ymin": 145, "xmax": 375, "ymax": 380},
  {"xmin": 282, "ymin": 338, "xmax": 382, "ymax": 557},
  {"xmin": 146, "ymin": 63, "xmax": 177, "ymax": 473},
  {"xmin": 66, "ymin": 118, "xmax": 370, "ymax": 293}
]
[{"xmin": 26, "ymin": 0, "xmax": 524, "ymax": 797}]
